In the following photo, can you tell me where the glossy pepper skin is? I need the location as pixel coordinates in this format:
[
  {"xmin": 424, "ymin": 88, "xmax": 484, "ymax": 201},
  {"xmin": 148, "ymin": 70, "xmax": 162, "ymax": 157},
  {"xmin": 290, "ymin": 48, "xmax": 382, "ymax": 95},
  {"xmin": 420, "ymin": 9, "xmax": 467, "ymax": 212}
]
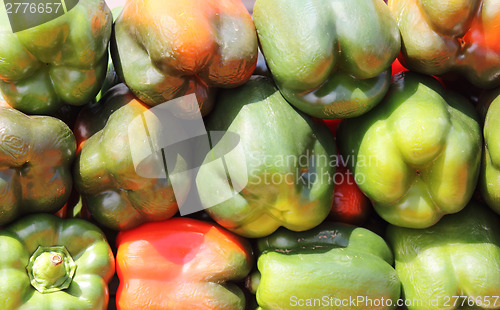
[
  {"xmin": 94, "ymin": 6, "xmax": 124, "ymax": 103},
  {"xmin": 111, "ymin": 0, "xmax": 258, "ymax": 116},
  {"xmin": 480, "ymin": 89, "xmax": 500, "ymax": 213},
  {"xmin": 323, "ymin": 119, "xmax": 371, "ymax": 225},
  {"xmin": 252, "ymin": 0, "xmax": 401, "ymax": 119},
  {"xmin": 389, "ymin": 0, "xmax": 500, "ymax": 88},
  {"xmin": 249, "ymin": 223, "xmax": 401, "ymax": 310},
  {"xmin": 73, "ymin": 84, "xmax": 188, "ymax": 230},
  {"xmin": 337, "ymin": 72, "xmax": 482, "ymax": 228},
  {"xmin": 196, "ymin": 76, "xmax": 336, "ymax": 238},
  {"xmin": 0, "ymin": 213, "xmax": 115, "ymax": 309},
  {"xmin": 0, "ymin": 0, "xmax": 112, "ymax": 115},
  {"xmin": 387, "ymin": 202, "xmax": 500, "ymax": 310},
  {"xmin": 329, "ymin": 164, "xmax": 371, "ymax": 225},
  {"xmin": 0, "ymin": 108, "xmax": 76, "ymax": 226},
  {"xmin": 116, "ymin": 217, "xmax": 253, "ymax": 310}
]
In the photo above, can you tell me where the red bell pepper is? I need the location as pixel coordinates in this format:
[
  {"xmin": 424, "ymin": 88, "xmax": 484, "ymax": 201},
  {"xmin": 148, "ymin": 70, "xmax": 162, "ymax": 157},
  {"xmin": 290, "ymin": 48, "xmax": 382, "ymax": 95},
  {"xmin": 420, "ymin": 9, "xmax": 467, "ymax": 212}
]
[
  {"xmin": 116, "ymin": 218, "xmax": 253, "ymax": 310},
  {"xmin": 323, "ymin": 119, "xmax": 371, "ymax": 225}
]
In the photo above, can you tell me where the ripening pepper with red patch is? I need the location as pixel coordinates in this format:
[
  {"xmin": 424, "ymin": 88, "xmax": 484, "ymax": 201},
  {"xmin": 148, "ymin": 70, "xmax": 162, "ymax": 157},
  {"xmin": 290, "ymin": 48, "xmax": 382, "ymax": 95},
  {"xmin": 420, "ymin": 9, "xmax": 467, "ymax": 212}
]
[
  {"xmin": 73, "ymin": 84, "xmax": 191, "ymax": 231},
  {"xmin": 389, "ymin": 0, "xmax": 500, "ymax": 88},
  {"xmin": 111, "ymin": 0, "xmax": 258, "ymax": 116}
]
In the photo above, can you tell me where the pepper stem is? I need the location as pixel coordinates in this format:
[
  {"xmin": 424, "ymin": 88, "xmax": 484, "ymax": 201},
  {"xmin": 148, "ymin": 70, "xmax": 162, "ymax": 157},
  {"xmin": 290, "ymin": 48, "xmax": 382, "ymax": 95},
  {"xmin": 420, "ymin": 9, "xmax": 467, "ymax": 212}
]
[
  {"xmin": 51, "ymin": 254, "xmax": 63, "ymax": 265},
  {"xmin": 26, "ymin": 246, "xmax": 77, "ymax": 293}
]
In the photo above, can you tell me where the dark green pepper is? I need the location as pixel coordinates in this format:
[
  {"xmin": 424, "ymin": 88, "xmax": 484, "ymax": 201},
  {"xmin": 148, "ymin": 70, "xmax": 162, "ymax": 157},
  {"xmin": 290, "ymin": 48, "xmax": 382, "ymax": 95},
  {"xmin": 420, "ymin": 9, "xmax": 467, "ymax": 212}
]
[{"xmin": 0, "ymin": 107, "xmax": 76, "ymax": 225}]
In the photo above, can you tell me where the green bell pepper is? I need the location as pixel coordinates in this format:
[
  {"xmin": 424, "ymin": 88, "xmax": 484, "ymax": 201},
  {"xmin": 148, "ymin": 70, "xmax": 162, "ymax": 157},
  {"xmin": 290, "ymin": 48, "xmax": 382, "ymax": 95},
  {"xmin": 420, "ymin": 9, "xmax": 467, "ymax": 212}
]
[
  {"xmin": 389, "ymin": 0, "xmax": 500, "ymax": 88},
  {"xmin": 249, "ymin": 223, "xmax": 401, "ymax": 310},
  {"xmin": 337, "ymin": 72, "xmax": 482, "ymax": 228},
  {"xmin": 480, "ymin": 88, "xmax": 500, "ymax": 214},
  {"xmin": 0, "ymin": 0, "xmax": 112, "ymax": 115},
  {"xmin": 387, "ymin": 202, "xmax": 500, "ymax": 310},
  {"xmin": 197, "ymin": 76, "xmax": 336, "ymax": 238},
  {"xmin": 253, "ymin": 0, "xmax": 401, "ymax": 119},
  {"xmin": 73, "ymin": 84, "xmax": 189, "ymax": 230},
  {"xmin": 0, "ymin": 213, "xmax": 115, "ymax": 309},
  {"xmin": 0, "ymin": 107, "xmax": 76, "ymax": 226}
]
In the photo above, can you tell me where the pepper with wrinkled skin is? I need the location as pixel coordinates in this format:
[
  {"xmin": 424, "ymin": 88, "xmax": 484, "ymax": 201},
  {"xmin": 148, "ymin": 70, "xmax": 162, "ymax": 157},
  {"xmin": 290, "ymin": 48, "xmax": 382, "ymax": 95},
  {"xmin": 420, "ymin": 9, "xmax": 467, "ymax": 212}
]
[
  {"xmin": 249, "ymin": 223, "xmax": 401, "ymax": 310},
  {"xmin": 252, "ymin": 0, "xmax": 401, "ymax": 119},
  {"xmin": 111, "ymin": 0, "xmax": 258, "ymax": 117},
  {"xmin": 0, "ymin": 107, "xmax": 76, "ymax": 226},
  {"xmin": 387, "ymin": 202, "xmax": 500, "ymax": 310},
  {"xmin": 73, "ymin": 84, "xmax": 190, "ymax": 230},
  {"xmin": 480, "ymin": 88, "xmax": 500, "ymax": 214},
  {"xmin": 196, "ymin": 76, "xmax": 336, "ymax": 238},
  {"xmin": 116, "ymin": 217, "xmax": 253, "ymax": 310},
  {"xmin": 0, "ymin": 0, "xmax": 112, "ymax": 115},
  {"xmin": 0, "ymin": 213, "xmax": 115, "ymax": 310},
  {"xmin": 389, "ymin": 0, "xmax": 500, "ymax": 88},
  {"xmin": 337, "ymin": 72, "xmax": 482, "ymax": 228}
]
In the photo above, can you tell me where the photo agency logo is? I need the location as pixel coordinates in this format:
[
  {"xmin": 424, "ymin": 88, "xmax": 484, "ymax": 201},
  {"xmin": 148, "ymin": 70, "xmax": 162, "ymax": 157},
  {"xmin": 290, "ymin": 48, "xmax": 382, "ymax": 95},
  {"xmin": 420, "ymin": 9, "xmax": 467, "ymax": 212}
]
[
  {"xmin": 4, "ymin": 0, "xmax": 78, "ymax": 33},
  {"xmin": 128, "ymin": 94, "xmax": 248, "ymax": 216}
]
